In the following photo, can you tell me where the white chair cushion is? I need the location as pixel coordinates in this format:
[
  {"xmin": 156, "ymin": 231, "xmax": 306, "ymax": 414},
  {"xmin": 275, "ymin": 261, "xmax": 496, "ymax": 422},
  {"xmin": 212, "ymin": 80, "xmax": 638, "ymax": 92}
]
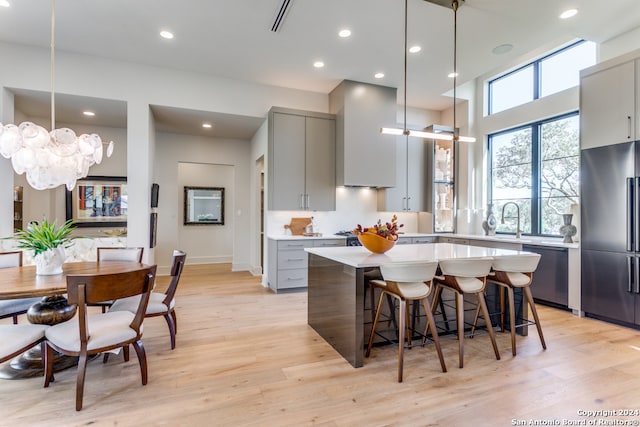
[
  {"xmin": 455, "ymin": 276, "xmax": 485, "ymax": 293},
  {"xmin": 503, "ymin": 272, "xmax": 531, "ymax": 287},
  {"xmin": 98, "ymin": 248, "xmax": 142, "ymax": 262},
  {"xmin": 396, "ymin": 281, "xmax": 431, "ymax": 299},
  {"xmin": 492, "ymin": 253, "xmax": 541, "ymax": 273},
  {"xmin": 45, "ymin": 311, "xmax": 139, "ymax": 352},
  {"xmin": 0, "ymin": 297, "xmax": 41, "ymax": 317},
  {"xmin": 0, "ymin": 324, "xmax": 49, "ymax": 359},
  {"xmin": 110, "ymin": 292, "xmax": 173, "ymax": 315}
]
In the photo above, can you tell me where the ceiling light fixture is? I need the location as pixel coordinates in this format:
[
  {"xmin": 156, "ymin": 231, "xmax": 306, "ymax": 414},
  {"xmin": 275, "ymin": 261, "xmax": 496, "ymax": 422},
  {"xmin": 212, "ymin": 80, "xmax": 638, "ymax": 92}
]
[
  {"xmin": 202, "ymin": 123, "xmax": 212, "ymax": 129},
  {"xmin": 409, "ymin": 45, "xmax": 422, "ymax": 53},
  {"xmin": 492, "ymin": 43, "xmax": 513, "ymax": 55},
  {"xmin": 559, "ymin": 8, "xmax": 578, "ymax": 19},
  {"xmin": 313, "ymin": 61, "xmax": 325, "ymax": 68},
  {"xmin": 338, "ymin": 29, "xmax": 351, "ymax": 38},
  {"xmin": 0, "ymin": 1, "xmax": 10, "ymax": 8},
  {"xmin": 82, "ymin": 111, "xmax": 95, "ymax": 117},
  {"xmin": 374, "ymin": 72, "xmax": 385, "ymax": 79},
  {"xmin": 160, "ymin": 30, "xmax": 174, "ymax": 39},
  {"xmin": 0, "ymin": 0, "xmax": 113, "ymax": 191}
]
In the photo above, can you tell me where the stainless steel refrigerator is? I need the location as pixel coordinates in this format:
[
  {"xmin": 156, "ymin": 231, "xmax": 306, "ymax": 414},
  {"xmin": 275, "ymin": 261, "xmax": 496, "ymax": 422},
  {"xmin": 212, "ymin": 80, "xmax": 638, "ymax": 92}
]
[{"xmin": 581, "ymin": 141, "xmax": 640, "ymax": 326}]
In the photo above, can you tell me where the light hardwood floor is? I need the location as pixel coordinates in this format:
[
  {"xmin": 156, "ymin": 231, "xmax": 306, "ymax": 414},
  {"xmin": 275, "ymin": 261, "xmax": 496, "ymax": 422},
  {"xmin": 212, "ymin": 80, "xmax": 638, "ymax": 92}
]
[{"xmin": 2, "ymin": 263, "xmax": 640, "ymax": 427}]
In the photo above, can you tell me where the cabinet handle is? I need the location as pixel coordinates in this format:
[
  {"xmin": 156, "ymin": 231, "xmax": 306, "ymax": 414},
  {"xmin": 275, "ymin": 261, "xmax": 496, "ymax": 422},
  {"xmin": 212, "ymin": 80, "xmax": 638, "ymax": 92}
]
[
  {"xmin": 406, "ymin": 196, "xmax": 411, "ymax": 211},
  {"xmin": 299, "ymin": 194, "xmax": 305, "ymax": 210},
  {"xmin": 287, "ymin": 258, "xmax": 305, "ymax": 261},
  {"xmin": 287, "ymin": 277, "xmax": 304, "ymax": 281},
  {"xmin": 628, "ymin": 116, "xmax": 633, "ymax": 140},
  {"xmin": 636, "ymin": 256, "xmax": 640, "ymax": 294},
  {"xmin": 628, "ymin": 256, "xmax": 633, "ymax": 293},
  {"xmin": 306, "ymin": 194, "xmax": 310, "ymax": 210}
]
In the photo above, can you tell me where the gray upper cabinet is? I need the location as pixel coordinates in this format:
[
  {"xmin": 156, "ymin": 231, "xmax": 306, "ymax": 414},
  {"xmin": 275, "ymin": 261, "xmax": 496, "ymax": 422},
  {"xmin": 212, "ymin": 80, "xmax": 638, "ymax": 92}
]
[
  {"xmin": 580, "ymin": 60, "xmax": 636, "ymax": 149},
  {"xmin": 330, "ymin": 80, "xmax": 397, "ymax": 187},
  {"xmin": 377, "ymin": 134, "xmax": 427, "ymax": 212},
  {"xmin": 268, "ymin": 107, "xmax": 336, "ymax": 211}
]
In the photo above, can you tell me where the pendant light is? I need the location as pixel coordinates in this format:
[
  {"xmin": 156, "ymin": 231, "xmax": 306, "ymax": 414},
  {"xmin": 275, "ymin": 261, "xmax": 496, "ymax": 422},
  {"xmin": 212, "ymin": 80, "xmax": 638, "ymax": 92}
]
[
  {"xmin": 0, "ymin": 0, "xmax": 114, "ymax": 191},
  {"xmin": 381, "ymin": 0, "xmax": 475, "ymax": 143}
]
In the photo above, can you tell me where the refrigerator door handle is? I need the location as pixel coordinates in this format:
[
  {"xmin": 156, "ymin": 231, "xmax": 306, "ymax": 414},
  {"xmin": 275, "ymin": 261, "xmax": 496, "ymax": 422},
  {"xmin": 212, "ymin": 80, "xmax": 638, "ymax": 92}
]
[
  {"xmin": 636, "ymin": 256, "xmax": 640, "ymax": 294},
  {"xmin": 627, "ymin": 178, "xmax": 634, "ymax": 252},
  {"xmin": 635, "ymin": 178, "xmax": 640, "ymax": 253},
  {"xmin": 628, "ymin": 256, "xmax": 634, "ymax": 293}
]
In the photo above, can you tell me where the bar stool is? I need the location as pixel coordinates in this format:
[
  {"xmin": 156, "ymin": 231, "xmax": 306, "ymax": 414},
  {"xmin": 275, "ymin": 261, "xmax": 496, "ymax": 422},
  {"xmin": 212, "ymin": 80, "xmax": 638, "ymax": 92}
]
[
  {"xmin": 478, "ymin": 253, "xmax": 545, "ymax": 356},
  {"xmin": 430, "ymin": 257, "xmax": 500, "ymax": 368},
  {"xmin": 366, "ymin": 261, "xmax": 446, "ymax": 382}
]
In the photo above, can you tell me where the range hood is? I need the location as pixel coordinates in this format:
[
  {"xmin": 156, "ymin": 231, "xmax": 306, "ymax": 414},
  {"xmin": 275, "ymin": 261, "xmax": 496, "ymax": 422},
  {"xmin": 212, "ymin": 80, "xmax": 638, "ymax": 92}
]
[{"xmin": 329, "ymin": 80, "xmax": 398, "ymax": 188}]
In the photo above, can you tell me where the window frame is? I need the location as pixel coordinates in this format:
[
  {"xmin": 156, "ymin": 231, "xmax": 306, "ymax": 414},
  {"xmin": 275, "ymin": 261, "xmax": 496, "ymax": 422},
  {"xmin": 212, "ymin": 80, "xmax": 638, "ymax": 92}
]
[
  {"xmin": 488, "ymin": 40, "xmax": 592, "ymax": 115},
  {"xmin": 488, "ymin": 111, "xmax": 580, "ymax": 237}
]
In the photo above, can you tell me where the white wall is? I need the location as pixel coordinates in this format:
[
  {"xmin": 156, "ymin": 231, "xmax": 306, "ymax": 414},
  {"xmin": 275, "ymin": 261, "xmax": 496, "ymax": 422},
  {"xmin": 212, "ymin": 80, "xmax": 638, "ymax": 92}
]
[{"xmin": 155, "ymin": 132, "xmax": 252, "ymax": 272}]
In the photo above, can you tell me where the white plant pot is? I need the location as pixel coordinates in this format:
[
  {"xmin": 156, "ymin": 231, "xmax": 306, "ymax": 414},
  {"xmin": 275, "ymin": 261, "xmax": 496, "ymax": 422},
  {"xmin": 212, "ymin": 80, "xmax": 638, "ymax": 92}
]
[{"xmin": 34, "ymin": 247, "xmax": 66, "ymax": 275}]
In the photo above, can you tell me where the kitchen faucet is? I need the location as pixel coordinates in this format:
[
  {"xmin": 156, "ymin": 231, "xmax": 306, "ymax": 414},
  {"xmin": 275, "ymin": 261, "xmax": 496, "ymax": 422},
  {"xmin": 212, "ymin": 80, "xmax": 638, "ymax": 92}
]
[{"xmin": 501, "ymin": 202, "xmax": 521, "ymax": 239}]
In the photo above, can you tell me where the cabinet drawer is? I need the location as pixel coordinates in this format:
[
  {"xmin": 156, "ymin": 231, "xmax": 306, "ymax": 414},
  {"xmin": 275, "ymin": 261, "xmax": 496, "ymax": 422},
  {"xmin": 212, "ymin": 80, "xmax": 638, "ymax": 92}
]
[
  {"xmin": 396, "ymin": 237, "xmax": 412, "ymax": 245},
  {"xmin": 313, "ymin": 239, "xmax": 344, "ymax": 247},
  {"xmin": 277, "ymin": 268, "xmax": 308, "ymax": 289},
  {"xmin": 278, "ymin": 251, "xmax": 308, "ymax": 269},
  {"xmin": 277, "ymin": 240, "xmax": 311, "ymax": 250},
  {"xmin": 413, "ymin": 237, "xmax": 436, "ymax": 244}
]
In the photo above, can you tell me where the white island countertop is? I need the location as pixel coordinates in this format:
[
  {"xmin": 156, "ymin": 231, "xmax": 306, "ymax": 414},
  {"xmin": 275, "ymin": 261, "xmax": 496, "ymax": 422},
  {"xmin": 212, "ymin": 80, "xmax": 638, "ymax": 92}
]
[{"xmin": 305, "ymin": 242, "xmax": 532, "ymax": 268}]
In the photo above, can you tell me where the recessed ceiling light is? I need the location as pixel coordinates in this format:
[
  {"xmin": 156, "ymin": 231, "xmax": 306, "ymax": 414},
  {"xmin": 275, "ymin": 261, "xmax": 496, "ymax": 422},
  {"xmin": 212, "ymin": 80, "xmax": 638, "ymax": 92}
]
[
  {"xmin": 202, "ymin": 123, "xmax": 212, "ymax": 129},
  {"xmin": 313, "ymin": 61, "xmax": 325, "ymax": 68},
  {"xmin": 0, "ymin": 1, "xmax": 10, "ymax": 8},
  {"xmin": 83, "ymin": 111, "xmax": 95, "ymax": 117},
  {"xmin": 448, "ymin": 72, "xmax": 458, "ymax": 78},
  {"xmin": 338, "ymin": 29, "xmax": 351, "ymax": 38},
  {"xmin": 560, "ymin": 8, "xmax": 578, "ymax": 19},
  {"xmin": 409, "ymin": 45, "xmax": 421, "ymax": 54},
  {"xmin": 374, "ymin": 72, "xmax": 385, "ymax": 79},
  {"xmin": 492, "ymin": 43, "xmax": 513, "ymax": 55},
  {"xmin": 160, "ymin": 30, "xmax": 174, "ymax": 39}
]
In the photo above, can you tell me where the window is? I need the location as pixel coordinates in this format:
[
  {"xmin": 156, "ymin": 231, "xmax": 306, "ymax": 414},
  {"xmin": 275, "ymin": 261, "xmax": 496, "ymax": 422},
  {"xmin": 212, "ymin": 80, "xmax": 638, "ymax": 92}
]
[
  {"xmin": 489, "ymin": 113, "xmax": 579, "ymax": 236},
  {"xmin": 489, "ymin": 41, "xmax": 596, "ymax": 114}
]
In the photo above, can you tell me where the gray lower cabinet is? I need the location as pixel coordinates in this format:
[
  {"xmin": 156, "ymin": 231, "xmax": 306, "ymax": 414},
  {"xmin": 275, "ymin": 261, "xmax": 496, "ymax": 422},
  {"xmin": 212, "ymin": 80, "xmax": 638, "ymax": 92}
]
[
  {"xmin": 396, "ymin": 236, "xmax": 437, "ymax": 245},
  {"xmin": 522, "ymin": 245, "xmax": 569, "ymax": 308},
  {"xmin": 268, "ymin": 238, "xmax": 345, "ymax": 292},
  {"xmin": 438, "ymin": 236, "xmax": 470, "ymax": 245}
]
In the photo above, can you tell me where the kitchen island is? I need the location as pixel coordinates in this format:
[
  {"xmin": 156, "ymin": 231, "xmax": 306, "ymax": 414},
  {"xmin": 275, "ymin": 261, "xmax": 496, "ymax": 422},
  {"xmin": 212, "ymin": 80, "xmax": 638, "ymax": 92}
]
[{"xmin": 305, "ymin": 242, "xmax": 534, "ymax": 368}]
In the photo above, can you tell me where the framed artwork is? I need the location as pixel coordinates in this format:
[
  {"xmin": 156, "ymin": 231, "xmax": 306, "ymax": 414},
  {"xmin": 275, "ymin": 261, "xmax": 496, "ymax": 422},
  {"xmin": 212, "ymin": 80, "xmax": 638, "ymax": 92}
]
[
  {"xmin": 184, "ymin": 186, "xmax": 224, "ymax": 225},
  {"xmin": 66, "ymin": 176, "xmax": 127, "ymax": 227}
]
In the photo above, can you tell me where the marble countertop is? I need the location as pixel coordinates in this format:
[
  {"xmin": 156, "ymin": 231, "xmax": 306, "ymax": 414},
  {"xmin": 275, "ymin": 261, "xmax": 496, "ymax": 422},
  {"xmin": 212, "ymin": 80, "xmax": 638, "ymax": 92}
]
[{"xmin": 305, "ymin": 242, "xmax": 531, "ymax": 268}]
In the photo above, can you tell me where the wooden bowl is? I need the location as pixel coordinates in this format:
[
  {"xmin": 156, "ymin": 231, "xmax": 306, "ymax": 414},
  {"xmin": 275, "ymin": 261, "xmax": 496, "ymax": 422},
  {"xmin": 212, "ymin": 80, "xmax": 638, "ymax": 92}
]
[{"xmin": 357, "ymin": 232, "xmax": 396, "ymax": 254}]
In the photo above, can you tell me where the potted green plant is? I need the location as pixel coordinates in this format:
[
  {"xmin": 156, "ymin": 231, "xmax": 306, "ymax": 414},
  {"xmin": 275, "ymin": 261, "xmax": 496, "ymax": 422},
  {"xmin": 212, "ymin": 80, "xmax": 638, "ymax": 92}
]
[{"xmin": 14, "ymin": 218, "xmax": 76, "ymax": 275}]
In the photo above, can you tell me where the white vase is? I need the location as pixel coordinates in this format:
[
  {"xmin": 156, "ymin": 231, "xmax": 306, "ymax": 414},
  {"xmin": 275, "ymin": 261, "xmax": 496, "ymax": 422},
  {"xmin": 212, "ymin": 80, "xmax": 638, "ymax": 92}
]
[{"xmin": 34, "ymin": 247, "xmax": 66, "ymax": 275}]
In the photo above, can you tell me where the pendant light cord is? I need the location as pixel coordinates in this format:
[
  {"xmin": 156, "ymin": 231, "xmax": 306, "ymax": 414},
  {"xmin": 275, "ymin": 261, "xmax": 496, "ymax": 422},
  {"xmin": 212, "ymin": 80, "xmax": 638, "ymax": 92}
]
[
  {"xmin": 403, "ymin": 0, "xmax": 408, "ymax": 135},
  {"xmin": 452, "ymin": 0, "xmax": 458, "ymax": 142},
  {"xmin": 50, "ymin": 0, "xmax": 55, "ymax": 131}
]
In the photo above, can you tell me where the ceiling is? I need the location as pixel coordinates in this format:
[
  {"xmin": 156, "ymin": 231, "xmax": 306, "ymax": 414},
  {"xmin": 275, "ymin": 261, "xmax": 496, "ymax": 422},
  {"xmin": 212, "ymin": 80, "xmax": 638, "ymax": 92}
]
[{"xmin": 1, "ymin": 0, "xmax": 639, "ymax": 138}]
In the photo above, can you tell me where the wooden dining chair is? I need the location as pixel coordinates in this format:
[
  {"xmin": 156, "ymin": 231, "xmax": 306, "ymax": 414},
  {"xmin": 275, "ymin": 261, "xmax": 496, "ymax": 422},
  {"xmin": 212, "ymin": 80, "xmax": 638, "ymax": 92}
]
[
  {"xmin": 0, "ymin": 251, "xmax": 41, "ymax": 324},
  {"xmin": 110, "ymin": 250, "xmax": 186, "ymax": 350},
  {"xmin": 43, "ymin": 265, "xmax": 156, "ymax": 411},
  {"xmin": 93, "ymin": 247, "xmax": 145, "ymax": 312}
]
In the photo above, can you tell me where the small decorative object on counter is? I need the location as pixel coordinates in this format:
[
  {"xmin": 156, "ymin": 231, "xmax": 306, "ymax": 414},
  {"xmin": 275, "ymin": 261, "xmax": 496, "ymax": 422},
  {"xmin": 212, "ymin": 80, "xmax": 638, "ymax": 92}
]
[
  {"xmin": 353, "ymin": 215, "xmax": 404, "ymax": 254},
  {"xmin": 482, "ymin": 203, "xmax": 497, "ymax": 236},
  {"xmin": 559, "ymin": 213, "xmax": 577, "ymax": 243}
]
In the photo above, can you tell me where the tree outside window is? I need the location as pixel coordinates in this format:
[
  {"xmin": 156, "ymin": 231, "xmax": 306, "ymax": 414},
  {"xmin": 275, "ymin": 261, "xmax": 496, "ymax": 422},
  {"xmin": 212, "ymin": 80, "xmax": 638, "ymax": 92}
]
[{"xmin": 489, "ymin": 114, "xmax": 579, "ymax": 236}]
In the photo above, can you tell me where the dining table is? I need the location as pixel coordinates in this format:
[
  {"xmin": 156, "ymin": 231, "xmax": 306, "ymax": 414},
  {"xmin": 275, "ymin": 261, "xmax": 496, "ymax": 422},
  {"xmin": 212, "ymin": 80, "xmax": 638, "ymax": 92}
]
[
  {"xmin": 0, "ymin": 260, "xmax": 150, "ymax": 379},
  {"xmin": 305, "ymin": 242, "xmax": 535, "ymax": 368}
]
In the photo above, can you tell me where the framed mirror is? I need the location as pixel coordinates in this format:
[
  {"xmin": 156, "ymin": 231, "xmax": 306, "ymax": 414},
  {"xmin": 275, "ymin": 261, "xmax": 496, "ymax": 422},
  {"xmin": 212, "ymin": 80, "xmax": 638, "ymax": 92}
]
[{"xmin": 184, "ymin": 187, "xmax": 224, "ymax": 225}]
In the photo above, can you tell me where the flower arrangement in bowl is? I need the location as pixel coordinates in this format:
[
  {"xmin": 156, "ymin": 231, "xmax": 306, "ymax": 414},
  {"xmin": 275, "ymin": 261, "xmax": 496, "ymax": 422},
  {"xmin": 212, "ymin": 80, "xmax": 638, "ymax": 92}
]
[
  {"xmin": 14, "ymin": 218, "xmax": 76, "ymax": 275},
  {"xmin": 353, "ymin": 215, "xmax": 404, "ymax": 254}
]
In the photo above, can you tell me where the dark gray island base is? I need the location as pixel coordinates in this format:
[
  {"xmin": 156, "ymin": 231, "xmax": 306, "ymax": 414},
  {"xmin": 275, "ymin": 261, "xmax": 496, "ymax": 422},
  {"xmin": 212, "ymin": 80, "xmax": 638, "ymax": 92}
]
[
  {"xmin": 307, "ymin": 248, "xmax": 528, "ymax": 368},
  {"xmin": 308, "ymin": 254, "xmax": 366, "ymax": 367}
]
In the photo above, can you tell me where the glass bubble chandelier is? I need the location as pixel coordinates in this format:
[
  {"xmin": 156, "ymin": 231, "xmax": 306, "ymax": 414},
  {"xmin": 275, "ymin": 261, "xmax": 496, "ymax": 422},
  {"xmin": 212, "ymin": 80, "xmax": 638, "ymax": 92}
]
[{"xmin": 0, "ymin": 0, "xmax": 113, "ymax": 191}]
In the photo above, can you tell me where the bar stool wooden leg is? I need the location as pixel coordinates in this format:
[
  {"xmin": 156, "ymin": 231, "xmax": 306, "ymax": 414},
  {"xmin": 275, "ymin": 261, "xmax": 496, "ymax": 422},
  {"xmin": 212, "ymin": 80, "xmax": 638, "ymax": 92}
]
[
  {"xmin": 455, "ymin": 291, "xmax": 465, "ymax": 369},
  {"xmin": 397, "ymin": 298, "xmax": 406, "ymax": 382},
  {"xmin": 422, "ymin": 298, "xmax": 447, "ymax": 373},
  {"xmin": 366, "ymin": 292, "xmax": 387, "ymax": 358},
  {"xmin": 477, "ymin": 292, "xmax": 501, "ymax": 361},
  {"xmin": 506, "ymin": 285, "xmax": 517, "ymax": 356},
  {"xmin": 524, "ymin": 286, "xmax": 546, "ymax": 350}
]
